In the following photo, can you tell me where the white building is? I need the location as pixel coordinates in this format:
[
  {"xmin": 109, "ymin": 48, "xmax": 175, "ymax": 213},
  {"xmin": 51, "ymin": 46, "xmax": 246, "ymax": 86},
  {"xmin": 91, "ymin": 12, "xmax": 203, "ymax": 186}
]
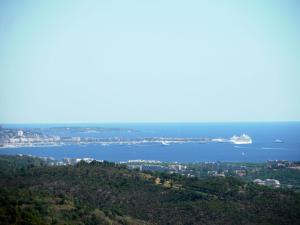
[
  {"xmin": 17, "ymin": 130, "xmax": 23, "ymax": 137},
  {"xmin": 265, "ymin": 179, "xmax": 280, "ymax": 188},
  {"xmin": 253, "ymin": 179, "xmax": 280, "ymax": 188}
]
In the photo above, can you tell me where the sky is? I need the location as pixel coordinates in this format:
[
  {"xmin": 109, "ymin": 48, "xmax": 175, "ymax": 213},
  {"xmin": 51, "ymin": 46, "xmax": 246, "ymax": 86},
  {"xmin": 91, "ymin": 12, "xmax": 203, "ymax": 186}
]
[{"xmin": 0, "ymin": 0, "xmax": 300, "ymax": 123}]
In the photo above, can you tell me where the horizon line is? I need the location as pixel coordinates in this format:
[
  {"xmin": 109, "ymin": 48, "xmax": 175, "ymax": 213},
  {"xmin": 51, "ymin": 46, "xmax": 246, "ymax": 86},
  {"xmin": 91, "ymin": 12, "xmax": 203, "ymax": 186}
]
[{"xmin": 1, "ymin": 120, "xmax": 300, "ymax": 125}]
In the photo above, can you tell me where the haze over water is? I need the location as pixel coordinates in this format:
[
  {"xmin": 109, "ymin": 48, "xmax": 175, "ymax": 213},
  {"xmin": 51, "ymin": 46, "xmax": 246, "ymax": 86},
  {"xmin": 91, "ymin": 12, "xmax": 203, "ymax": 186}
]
[{"xmin": 1, "ymin": 122, "xmax": 299, "ymax": 163}]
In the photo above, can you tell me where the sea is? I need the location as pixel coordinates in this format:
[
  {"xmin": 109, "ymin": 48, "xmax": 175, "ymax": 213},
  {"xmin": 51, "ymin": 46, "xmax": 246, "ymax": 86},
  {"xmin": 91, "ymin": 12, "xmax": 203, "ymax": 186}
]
[{"xmin": 0, "ymin": 122, "xmax": 300, "ymax": 163}]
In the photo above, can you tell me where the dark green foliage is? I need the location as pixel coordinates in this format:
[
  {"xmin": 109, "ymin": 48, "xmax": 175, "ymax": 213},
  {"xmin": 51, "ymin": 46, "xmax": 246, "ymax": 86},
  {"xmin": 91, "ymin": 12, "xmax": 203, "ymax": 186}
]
[{"xmin": 0, "ymin": 155, "xmax": 300, "ymax": 225}]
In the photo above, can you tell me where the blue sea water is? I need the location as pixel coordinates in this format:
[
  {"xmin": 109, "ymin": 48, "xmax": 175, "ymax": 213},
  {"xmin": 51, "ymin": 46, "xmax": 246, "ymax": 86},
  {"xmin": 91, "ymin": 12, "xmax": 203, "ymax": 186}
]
[{"xmin": 1, "ymin": 122, "xmax": 300, "ymax": 163}]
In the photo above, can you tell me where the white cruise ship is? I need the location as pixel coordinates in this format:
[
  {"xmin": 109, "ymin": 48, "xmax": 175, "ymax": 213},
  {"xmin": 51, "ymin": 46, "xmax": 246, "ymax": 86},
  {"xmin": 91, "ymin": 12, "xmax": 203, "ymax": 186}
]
[{"xmin": 230, "ymin": 134, "xmax": 252, "ymax": 144}]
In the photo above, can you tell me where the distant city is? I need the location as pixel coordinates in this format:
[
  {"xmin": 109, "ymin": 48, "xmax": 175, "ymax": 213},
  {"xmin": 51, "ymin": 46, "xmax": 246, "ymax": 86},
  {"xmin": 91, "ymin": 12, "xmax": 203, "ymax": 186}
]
[{"xmin": 0, "ymin": 126, "xmax": 253, "ymax": 148}]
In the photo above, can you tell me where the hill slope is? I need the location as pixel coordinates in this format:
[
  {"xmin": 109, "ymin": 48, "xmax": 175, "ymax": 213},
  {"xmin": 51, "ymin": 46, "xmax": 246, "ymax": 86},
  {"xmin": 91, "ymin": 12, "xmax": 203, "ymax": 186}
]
[{"xmin": 0, "ymin": 155, "xmax": 300, "ymax": 225}]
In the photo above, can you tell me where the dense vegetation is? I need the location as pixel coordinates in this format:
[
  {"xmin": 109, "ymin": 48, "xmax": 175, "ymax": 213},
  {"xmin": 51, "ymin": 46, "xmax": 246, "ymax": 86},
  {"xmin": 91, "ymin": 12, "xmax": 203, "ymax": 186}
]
[{"xmin": 1, "ymin": 155, "xmax": 300, "ymax": 225}]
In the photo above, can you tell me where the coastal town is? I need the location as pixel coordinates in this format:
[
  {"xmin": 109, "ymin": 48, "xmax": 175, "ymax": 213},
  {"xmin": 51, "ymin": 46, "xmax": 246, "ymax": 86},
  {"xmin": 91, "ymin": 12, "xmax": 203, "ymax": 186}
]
[
  {"xmin": 124, "ymin": 159, "xmax": 300, "ymax": 189},
  {"xmin": 0, "ymin": 126, "xmax": 252, "ymax": 148}
]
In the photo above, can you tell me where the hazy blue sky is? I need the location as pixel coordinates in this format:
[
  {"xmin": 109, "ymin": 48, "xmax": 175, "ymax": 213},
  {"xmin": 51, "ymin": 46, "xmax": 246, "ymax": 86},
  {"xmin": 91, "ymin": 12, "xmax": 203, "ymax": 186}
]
[{"xmin": 1, "ymin": 0, "xmax": 299, "ymax": 123}]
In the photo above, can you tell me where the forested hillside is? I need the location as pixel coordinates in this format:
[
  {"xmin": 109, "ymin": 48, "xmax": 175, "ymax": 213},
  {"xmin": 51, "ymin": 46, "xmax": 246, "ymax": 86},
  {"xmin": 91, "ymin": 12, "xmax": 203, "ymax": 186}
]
[{"xmin": 1, "ymin": 155, "xmax": 300, "ymax": 225}]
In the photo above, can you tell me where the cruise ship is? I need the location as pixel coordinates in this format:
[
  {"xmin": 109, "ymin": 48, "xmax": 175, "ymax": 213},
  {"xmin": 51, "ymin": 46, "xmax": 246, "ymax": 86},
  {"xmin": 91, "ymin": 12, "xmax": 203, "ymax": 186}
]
[{"xmin": 230, "ymin": 134, "xmax": 252, "ymax": 144}]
